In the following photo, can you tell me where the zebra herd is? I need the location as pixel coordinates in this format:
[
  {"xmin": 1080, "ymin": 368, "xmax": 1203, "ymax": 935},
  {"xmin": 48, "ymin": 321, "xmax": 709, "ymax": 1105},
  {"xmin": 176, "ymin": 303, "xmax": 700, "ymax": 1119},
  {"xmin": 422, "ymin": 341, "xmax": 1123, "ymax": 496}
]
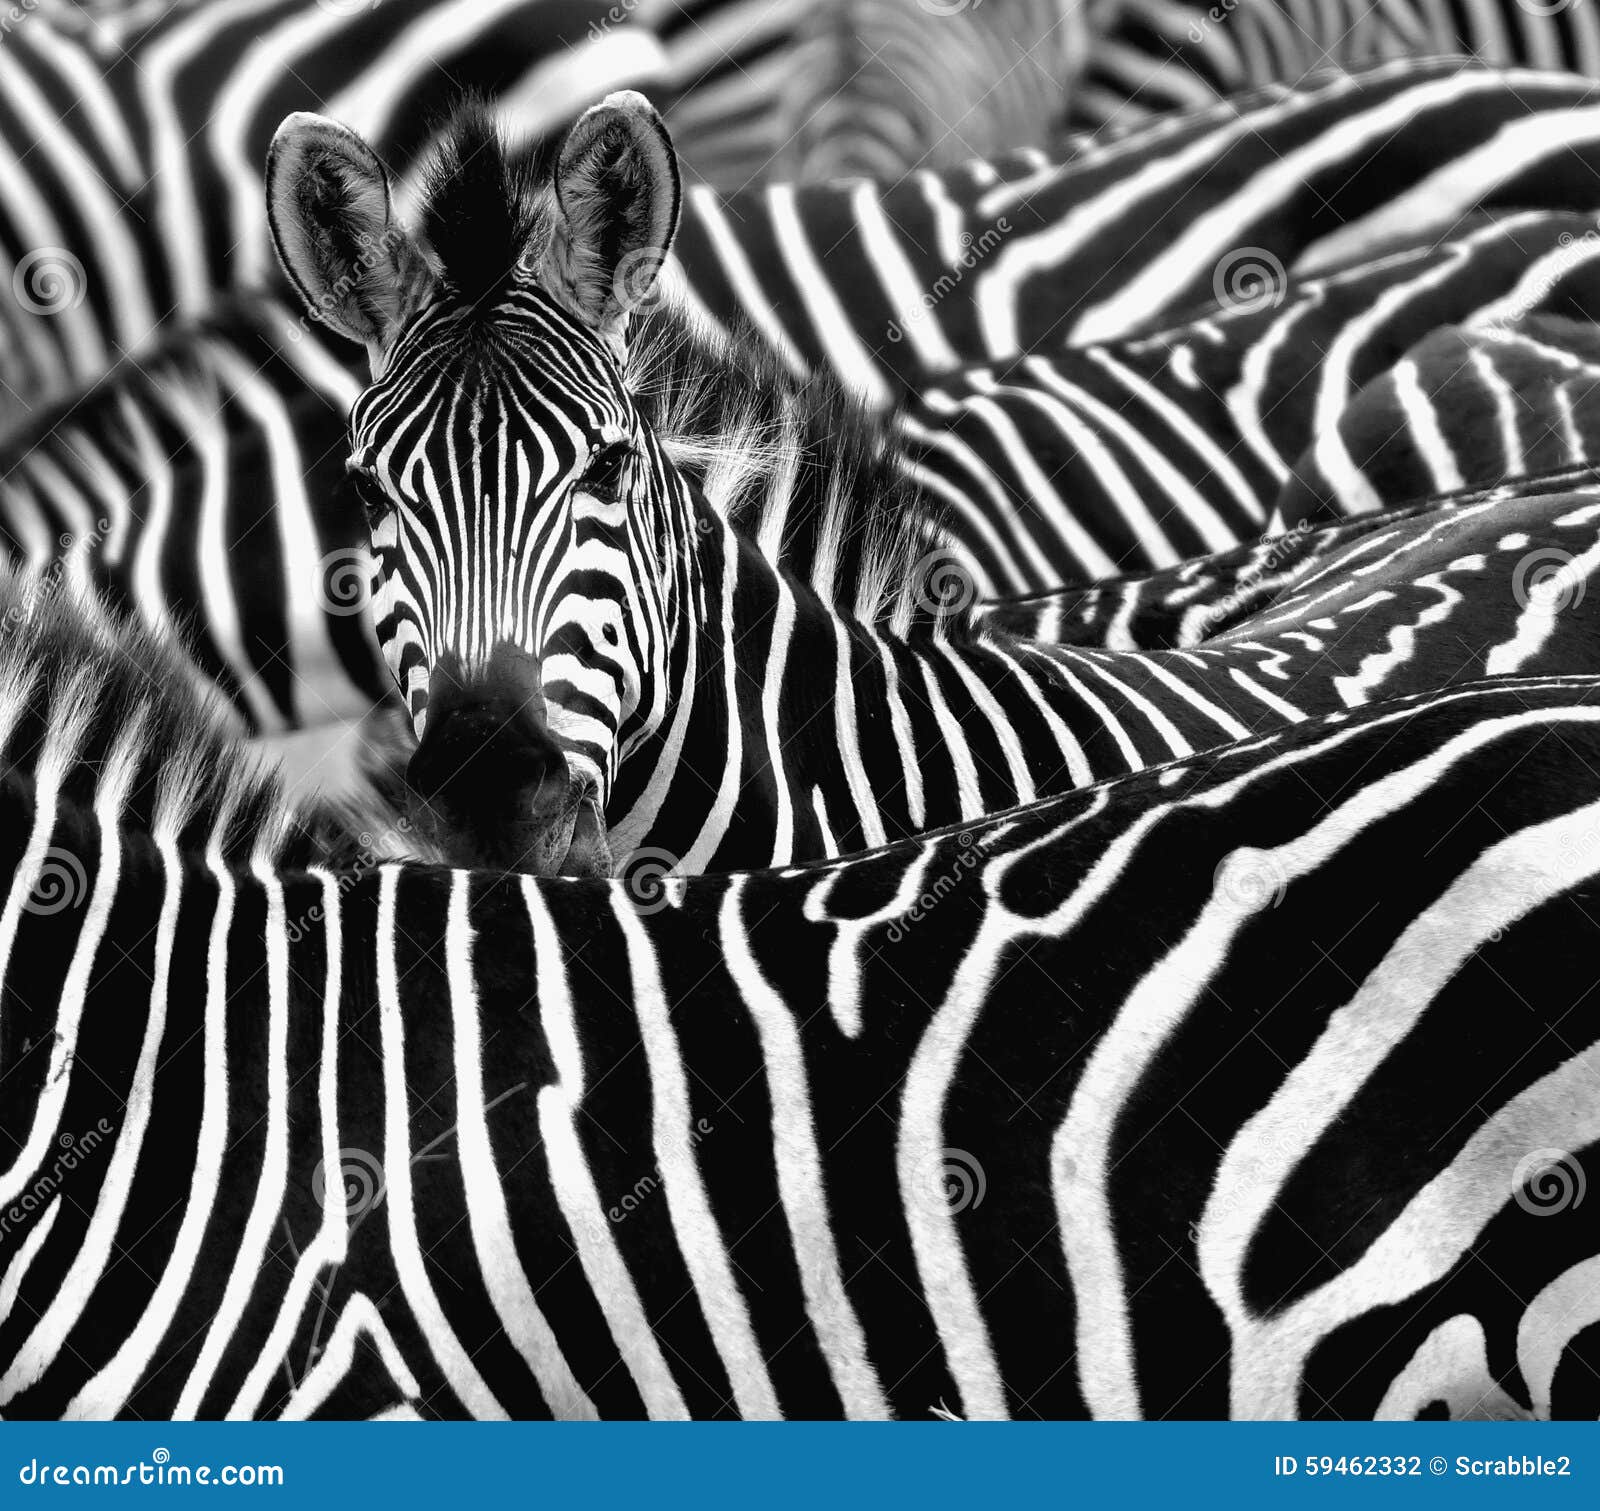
[{"xmin": 0, "ymin": 3, "xmax": 1599, "ymax": 1422}]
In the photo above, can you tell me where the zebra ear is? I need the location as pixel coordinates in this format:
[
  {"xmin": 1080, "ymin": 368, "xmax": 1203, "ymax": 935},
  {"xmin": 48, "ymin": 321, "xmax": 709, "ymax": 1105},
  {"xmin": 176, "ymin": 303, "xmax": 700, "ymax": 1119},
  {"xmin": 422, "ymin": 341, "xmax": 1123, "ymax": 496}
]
[
  {"xmin": 550, "ymin": 91, "xmax": 681, "ymax": 345},
  {"xmin": 267, "ymin": 112, "xmax": 429, "ymax": 364}
]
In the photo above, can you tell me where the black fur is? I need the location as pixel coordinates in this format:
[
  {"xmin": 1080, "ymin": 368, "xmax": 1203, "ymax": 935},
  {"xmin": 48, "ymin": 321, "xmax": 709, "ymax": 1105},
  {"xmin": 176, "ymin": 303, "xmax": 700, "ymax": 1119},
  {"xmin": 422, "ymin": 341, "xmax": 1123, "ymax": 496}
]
[{"xmin": 419, "ymin": 98, "xmax": 556, "ymax": 311}]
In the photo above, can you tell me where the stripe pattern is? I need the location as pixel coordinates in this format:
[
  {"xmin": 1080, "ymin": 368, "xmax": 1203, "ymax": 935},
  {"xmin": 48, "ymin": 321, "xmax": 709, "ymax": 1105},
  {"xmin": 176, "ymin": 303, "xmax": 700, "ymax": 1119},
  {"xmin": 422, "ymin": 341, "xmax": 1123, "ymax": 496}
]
[
  {"xmin": 1072, "ymin": 0, "xmax": 1600, "ymax": 131},
  {"xmin": 1, "ymin": 622, "xmax": 1597, "ymax": 1417},
  {"xmin": 341, "ymin": 211, "xmax": 1600, "ymax": 872}
]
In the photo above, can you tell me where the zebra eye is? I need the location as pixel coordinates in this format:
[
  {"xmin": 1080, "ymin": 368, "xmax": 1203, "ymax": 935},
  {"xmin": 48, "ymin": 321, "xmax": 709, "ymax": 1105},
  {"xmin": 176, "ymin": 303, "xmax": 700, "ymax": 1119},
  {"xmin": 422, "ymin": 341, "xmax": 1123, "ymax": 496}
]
[
  {"xmin": 584, "ymin": 442, "xmax": 630, "ymax": 498},
  {"xmin": 347, "ymin": 470, "xmax": 396, "ymax": 530}
]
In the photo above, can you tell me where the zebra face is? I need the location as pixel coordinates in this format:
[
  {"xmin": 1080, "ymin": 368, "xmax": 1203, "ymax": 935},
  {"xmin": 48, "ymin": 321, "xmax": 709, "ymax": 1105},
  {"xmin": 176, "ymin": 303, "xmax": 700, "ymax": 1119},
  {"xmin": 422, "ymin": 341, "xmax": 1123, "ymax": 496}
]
[
  {"xmin": 269, "ymin": 92, "xmax": 682, "ymax": 875},
  {"xmin": 344, "ymin": 304, "xmax": 673, "ymax": 875}
]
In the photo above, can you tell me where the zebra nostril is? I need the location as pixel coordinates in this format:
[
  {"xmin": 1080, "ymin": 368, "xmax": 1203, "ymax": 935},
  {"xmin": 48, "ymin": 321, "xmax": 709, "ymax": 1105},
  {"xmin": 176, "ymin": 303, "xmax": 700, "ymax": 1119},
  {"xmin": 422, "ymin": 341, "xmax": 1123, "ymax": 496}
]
[{"xmin": 405, "ymin": 706, "xmax": 567, "ymax": 809}]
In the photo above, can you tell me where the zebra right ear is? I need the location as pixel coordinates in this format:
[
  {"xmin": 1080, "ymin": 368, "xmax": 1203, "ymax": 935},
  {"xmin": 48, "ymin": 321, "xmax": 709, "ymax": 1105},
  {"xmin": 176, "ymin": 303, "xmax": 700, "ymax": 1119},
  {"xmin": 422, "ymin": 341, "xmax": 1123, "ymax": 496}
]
[
  {"xmin": 549, "ymin": 91, "xmax": 681, "ymax": 350},
  {"xmin": 267, "ymin": 113, "xmax": 430, "ymax": 365}
]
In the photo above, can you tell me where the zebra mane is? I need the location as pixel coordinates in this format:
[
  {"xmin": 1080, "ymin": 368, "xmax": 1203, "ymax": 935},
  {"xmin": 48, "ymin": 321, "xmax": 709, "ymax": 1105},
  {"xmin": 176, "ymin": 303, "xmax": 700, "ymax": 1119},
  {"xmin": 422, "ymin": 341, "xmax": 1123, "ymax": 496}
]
[
  {"xmin": 418, "ymin": 99, "xmax": 560, "ymax": 313},
  {"xmin": 0, "ymin": 571, "xmax": 390, "ymax": 867},
  {"xmin": 626, "ymin": 307, "xmax": 962, "ymax": 635},
  {"xmin": 414, "ymin": 105, "xmax": 965, "ymax": 637}
]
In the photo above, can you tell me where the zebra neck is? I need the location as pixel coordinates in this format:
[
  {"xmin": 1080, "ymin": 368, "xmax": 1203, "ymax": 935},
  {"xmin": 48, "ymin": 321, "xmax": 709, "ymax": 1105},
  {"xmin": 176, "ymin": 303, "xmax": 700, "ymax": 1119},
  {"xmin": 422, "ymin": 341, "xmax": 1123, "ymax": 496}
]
[{"xmin": 606, "ymin": 523, "xmax": 1060, "ymax": 868}]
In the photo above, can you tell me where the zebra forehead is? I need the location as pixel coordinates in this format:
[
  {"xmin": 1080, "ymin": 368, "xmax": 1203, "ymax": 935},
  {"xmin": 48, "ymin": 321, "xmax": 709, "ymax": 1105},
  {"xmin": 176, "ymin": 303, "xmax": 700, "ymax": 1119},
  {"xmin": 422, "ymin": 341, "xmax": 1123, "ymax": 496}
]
[{"xmin": 365, "ymin": 290, "xmax": 631, "ymax": 430}]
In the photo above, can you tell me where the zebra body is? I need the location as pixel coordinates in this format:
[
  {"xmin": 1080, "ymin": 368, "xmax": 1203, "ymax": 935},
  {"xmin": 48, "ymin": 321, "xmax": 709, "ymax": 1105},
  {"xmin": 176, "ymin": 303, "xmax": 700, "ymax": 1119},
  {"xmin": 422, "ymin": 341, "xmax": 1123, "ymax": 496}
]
[
  {"xmin": 1278, "ymin": 312, "xmax": 1600, "ymax": 526},
  {"xmin": 911, "ymin": 208, "xmax": 1600, "ymax": 588},
  {"xmin": 2, "ymin": 616, "xmax": 1598, "ymax": 1417},
  {"xmin": 0, "ymin": 300, "xmax": 381, "ymax": 738},
  {"xmin": 981, "ymin": 464, "xmax": 1600, "ymax": 648},
  {"xmin": 1073, "ymin": 0, "xmax": 1600, "ymax": 131}
]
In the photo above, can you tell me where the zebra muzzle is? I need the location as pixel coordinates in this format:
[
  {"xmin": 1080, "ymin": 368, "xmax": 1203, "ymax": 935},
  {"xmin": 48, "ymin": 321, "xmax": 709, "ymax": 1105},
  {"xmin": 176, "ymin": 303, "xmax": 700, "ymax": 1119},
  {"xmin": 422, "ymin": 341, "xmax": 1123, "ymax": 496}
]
[{"xmin": 403, "ymin": 651, "xmax": 613, "ymax": 875}]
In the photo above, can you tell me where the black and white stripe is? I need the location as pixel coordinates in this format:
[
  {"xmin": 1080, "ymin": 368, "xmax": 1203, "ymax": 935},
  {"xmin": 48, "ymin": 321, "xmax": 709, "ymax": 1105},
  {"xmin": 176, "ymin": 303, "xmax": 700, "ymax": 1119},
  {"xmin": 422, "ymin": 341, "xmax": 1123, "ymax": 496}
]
[
  {"xmin": 274, "ymin": 99, "xmax": 1600, "ymax": 877},
  {"xmin": 1, "ymin": 590, "xmax": 1597, "ymax": 1419}
]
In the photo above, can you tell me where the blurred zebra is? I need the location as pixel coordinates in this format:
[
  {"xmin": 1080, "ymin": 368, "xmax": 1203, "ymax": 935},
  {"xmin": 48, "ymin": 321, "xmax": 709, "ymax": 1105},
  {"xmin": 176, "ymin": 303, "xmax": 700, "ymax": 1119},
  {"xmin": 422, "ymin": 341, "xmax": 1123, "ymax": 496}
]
[
  {"xmin": 2, "ymin": 53, "xmax": 1598, "ymax": 420},
  {"xmin": 1072, "ymin": 0, "xmax": 1600, "ymax": 130}
]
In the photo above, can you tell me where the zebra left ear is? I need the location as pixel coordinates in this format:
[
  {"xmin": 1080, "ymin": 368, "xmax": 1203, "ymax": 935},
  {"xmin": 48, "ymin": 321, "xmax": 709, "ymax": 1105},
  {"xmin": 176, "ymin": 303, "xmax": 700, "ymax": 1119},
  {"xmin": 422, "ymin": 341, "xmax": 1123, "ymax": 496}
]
[
  {"xmin": 267, "ymin": 112, "xmax": 432, "ymax": 369},
  {"xmin": 550, "ymin": 91, "xmax": 681, "ymax": 347}
]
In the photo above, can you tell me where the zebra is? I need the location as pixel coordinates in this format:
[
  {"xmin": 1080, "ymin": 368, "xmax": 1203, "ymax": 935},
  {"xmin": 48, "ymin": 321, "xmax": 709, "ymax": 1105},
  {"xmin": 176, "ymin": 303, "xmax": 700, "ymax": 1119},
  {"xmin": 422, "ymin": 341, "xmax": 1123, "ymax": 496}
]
[
  {"xmin": 902, "ymin": 207, "xmax": 1600, "ymax": 589},
  {"xmin": 11, "ymin": 65, "xmax": 1600, "ymax": 773},
  {"xmin": 670, "ymin": 59, "xmax": 1600, "ymax": 404},
  {"xmin": 1278, "ymin": 312, "xmax": 1600, "ymax": 527},
  {"xmin": 1070, "ymin": 0, "xmax": 1600, "ymax": 133},
  {"xmin": 269, "ymin": 94, "xmax": 1600, "ymax": 877},
  {"xmin": 0, "ymin": 298, "xmax": 380, "ymax": 738},
  {"xmin": 1, "ymin": 591, "xmax": 1597, "ymax": 1417},
  {"xmin": 4, "ymin": 46, "xmax": 1600, "ymax": 421},
  {"xmin": 981, "ymin": 462, "xmax": 1600, "ymax": 649}
]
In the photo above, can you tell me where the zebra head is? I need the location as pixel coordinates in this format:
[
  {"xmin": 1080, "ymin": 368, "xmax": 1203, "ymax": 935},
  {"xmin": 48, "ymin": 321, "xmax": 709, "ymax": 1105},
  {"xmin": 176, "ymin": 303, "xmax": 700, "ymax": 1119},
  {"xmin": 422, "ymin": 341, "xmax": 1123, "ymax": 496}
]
[{"xmin": 267, "ymin": 95, "xmax": 684, "ymax": 877}]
